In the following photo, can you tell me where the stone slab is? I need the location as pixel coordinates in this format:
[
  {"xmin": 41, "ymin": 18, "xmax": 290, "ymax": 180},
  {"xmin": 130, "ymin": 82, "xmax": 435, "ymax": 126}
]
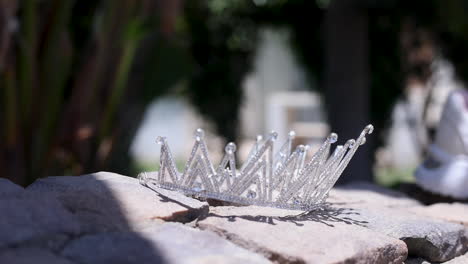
[
  {"xmin": 329, "ymin": 182, "xmax": 421, "ymax": 209},
  {"xmin": 0, "ymin": 178, "xmax": 24, "ymax": 196},
  {"xmin": 444, "ymin": 252, "xmax": 468, "ymax": 263},
  {"xmin": 347, "ymin": 206, "xmax": 468, "ymax": 262},
  {"xmin": 404, "ymin": 258, "xmax": 431, "ymax": 264},
  {"xmin": 62, "ymin": 223, "xmax": 271, "ymax": 264},
  {"xmin": 62, "ymin": 231, "xmax": 166, "ymax": 264},
  {"xmin": 0, "ymin": 247, "xmax": 74, "ymax": 264},
  {"xmin": 406, "ymin": 252, "xmax": 468, "ymax": 264},
  {"xmin": 327, "ymin": 183, "xmax": 467, "ymax": 262},
  {"xmin": 406, "ymin": 203, "xmax": 468, "ymax": 227},
  {"xmin": 198, "ymin": 206, "xmax": 407, "ymax": 264},
  {"xmin": 0, "ymin": 193, "xmax": 81, "ymax": 249},
  {"xmin": 27, "ymin": 172, "xmax": 209, "ymax": 233}
]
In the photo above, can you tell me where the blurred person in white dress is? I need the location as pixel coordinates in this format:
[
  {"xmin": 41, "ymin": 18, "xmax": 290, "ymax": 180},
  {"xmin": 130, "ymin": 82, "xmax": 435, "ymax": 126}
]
[{"xmin": 415, "ymin": 89, "xmax": 468, "ymax": 199}]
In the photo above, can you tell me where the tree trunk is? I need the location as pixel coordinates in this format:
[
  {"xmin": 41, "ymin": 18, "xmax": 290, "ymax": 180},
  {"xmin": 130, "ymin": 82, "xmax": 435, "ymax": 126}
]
[{"xmin": 324, "ymin": 0, "xmax": 372, "ymax": 183}]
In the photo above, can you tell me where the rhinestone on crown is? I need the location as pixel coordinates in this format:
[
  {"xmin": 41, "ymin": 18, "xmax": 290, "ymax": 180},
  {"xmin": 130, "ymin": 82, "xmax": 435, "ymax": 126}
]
[{"xmin": 139, "ymin": 125, "xmax": 374, "ymax": 211}]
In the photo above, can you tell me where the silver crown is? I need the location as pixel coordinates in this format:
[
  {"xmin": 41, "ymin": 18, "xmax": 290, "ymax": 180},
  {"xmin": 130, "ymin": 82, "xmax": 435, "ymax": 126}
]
[{"xmin": 139, "ymin": 125, "xmax": 374, "ymax": 210}]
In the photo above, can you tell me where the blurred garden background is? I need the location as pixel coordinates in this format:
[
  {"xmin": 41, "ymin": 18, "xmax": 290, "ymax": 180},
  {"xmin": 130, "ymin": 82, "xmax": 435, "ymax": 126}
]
[{"xmin": 1, "ymin": 0, "xmax": 468, "ymax": 187}]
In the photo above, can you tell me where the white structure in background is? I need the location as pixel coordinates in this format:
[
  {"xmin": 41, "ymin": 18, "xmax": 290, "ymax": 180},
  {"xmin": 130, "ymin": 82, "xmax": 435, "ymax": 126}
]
[
  {"xmin": 241, "ymin": 28, "xmax": 327, "ymax": 156},
  {"xmin": 131, "ymin": 27, "xmax": 327, "ymax": 165},
  {"xmin": 266, "ymin": 91, "xmax": 327, "ymax": 146},
  {"xmin": 242, "ymin": 28, "xmax": 310, "ymax": 135},
  {"xmin": 130, "ymin": 97, "xmax": 208, "ymax": 164}
]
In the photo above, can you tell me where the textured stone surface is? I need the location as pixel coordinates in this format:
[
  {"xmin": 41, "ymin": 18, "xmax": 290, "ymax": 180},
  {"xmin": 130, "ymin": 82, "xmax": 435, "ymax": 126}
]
[
  {"xmin": 143, "ymin": 223, "xmax": 271, "ymax": 264},
  {"xmin": 444, "ymin": 252, "xmax": 468, "ymax": 263},
  {"xmin": 404, "ymin": 258, "xmax": 431, "ymax": 264},
  {"xmin": 0, "ymin": 178, "xmax": 24, "ymax": 196},
  {"xmin": 62, "ymin": 231, "xmax": 167, "ymax": 264},
  {"xmin": 327, "ymin": 184, "xmax": 467, "ymax": 262},
  {"xmin": 406, "ymin": 203, "xmax": 468, "ymax": 227},
  {"xmin": 62, "ymin": 223, "xmax": 271, "ymax": 264},
  {"xmin": 27, "ymin": 172, "xmax": 209, "ymax": 233},
  {"xmin": 198, "ymin": 205, "xmax": 407, "ymax": 264},
  {"xmin": 347, "ymin": 206, "xmax": 468, "ymax": 262},
  {"xmin": 0, "ymin": 193, "xmax": 81, "ymax": 249},
  {"xmin": 2, "ymin": 172, "xmax": 465, "ymax": 264},
  {"xmin": 329, "ymin": 182, "xmax": 421, "ymax": 208},
  {"xmin": 0, "ymin": 247, "xmax": 74, "ymax": 264}
]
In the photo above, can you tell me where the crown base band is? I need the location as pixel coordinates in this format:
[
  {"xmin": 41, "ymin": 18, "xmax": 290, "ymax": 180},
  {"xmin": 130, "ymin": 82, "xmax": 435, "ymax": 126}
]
[{"xmin": 141, "ymin": 173, "xmax": 325, "ymax": 211}]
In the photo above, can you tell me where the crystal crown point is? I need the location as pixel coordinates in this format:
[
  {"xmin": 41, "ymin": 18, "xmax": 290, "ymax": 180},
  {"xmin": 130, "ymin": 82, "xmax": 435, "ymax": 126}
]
[{"xmin": 139, "ymin": 125, "xmax": 373, "ymax": 211}]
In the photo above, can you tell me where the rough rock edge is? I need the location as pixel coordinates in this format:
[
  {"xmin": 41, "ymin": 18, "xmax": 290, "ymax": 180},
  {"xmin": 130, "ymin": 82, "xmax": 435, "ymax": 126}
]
[
  {"xmin": 197, "ymin": 220, "xmax": 407, "ymax": 264},
  {"xmin": 402, "ymin": 234, "xmax": 468, "ymax": 262},
  {"xmin": 351, "ymin": 207, "xmax": 468, "ymax": 262},
  {"xmin": 197, "ymin": 222, "xmax": 304, "ymax": 264}
]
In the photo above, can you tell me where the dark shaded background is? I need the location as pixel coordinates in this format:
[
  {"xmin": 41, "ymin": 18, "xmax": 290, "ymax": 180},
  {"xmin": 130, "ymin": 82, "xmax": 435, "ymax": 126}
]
[{"xmin": 1, "ymin": 0, "xmax": 468, "ymax": 186}]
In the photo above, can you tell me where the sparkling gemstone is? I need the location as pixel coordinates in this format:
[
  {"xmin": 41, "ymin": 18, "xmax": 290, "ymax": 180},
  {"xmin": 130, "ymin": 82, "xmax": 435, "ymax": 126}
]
[
  {"xmin": 292, "ymin": 196, "xmax": 301, "ymax": 205},
  {"xmin": 365, "ymin": 124, "xmax": 374, "ymax": 134},
  {"xmin": 247, "ymin": 190, "xmax": 256, "ymax": 199},
  {"xmin": 225, "ymin": 142, "xmax": 237, "ymax": 153},
  {"xmin": 360, "ymin": 137, "xmax": 366, "ymax": 145},
  {"xmin": 296, "ymin": 145, "xmax": 306, "ymax": 153},
  {"xmin": 269, "ymin": 131, "xmax": 278, "ymax": 140},
  {"xmin": 156, "ymin": 136, "xmax": 164, "ymax": 144},
  {"xmin": 347, "ymin": 139, "xmax": 356, "ymax": 148},
  {"xmin": 194, "ymin": 128, "xmax": 205, "ymax": 141},
  {"xmin": 288, "ymin": 130, "xmax": 296, "ymax": 139},
  {"xmin": 275, "ymin": 162, "xmax": 282, "ymax": 170},
  {"xmin": 193, "ymin": 182, "xmax": 204, "ymax": 192},
  {"xmin": 137, "ymin": 172, "xmax": 148, "ymax": 184},
  {"xmin": 328, "ymin": 133, "xmax": 338, "ymax": 143}
]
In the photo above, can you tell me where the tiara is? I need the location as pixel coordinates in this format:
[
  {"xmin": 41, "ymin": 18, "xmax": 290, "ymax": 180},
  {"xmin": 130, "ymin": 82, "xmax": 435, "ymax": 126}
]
[{"xmin": 139, "ymin": 125, "xmax": 373, "ymax": 211}]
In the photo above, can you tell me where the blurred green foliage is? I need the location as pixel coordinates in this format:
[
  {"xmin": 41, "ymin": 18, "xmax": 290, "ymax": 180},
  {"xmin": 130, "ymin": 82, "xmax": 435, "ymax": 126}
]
[
  {"xmin": 375, "ymin": 167, "xmax": 415, "ymax": 188},
  {"xmin": 0, "ymin": 0, "xmax": 181, "ymax": 185}
]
